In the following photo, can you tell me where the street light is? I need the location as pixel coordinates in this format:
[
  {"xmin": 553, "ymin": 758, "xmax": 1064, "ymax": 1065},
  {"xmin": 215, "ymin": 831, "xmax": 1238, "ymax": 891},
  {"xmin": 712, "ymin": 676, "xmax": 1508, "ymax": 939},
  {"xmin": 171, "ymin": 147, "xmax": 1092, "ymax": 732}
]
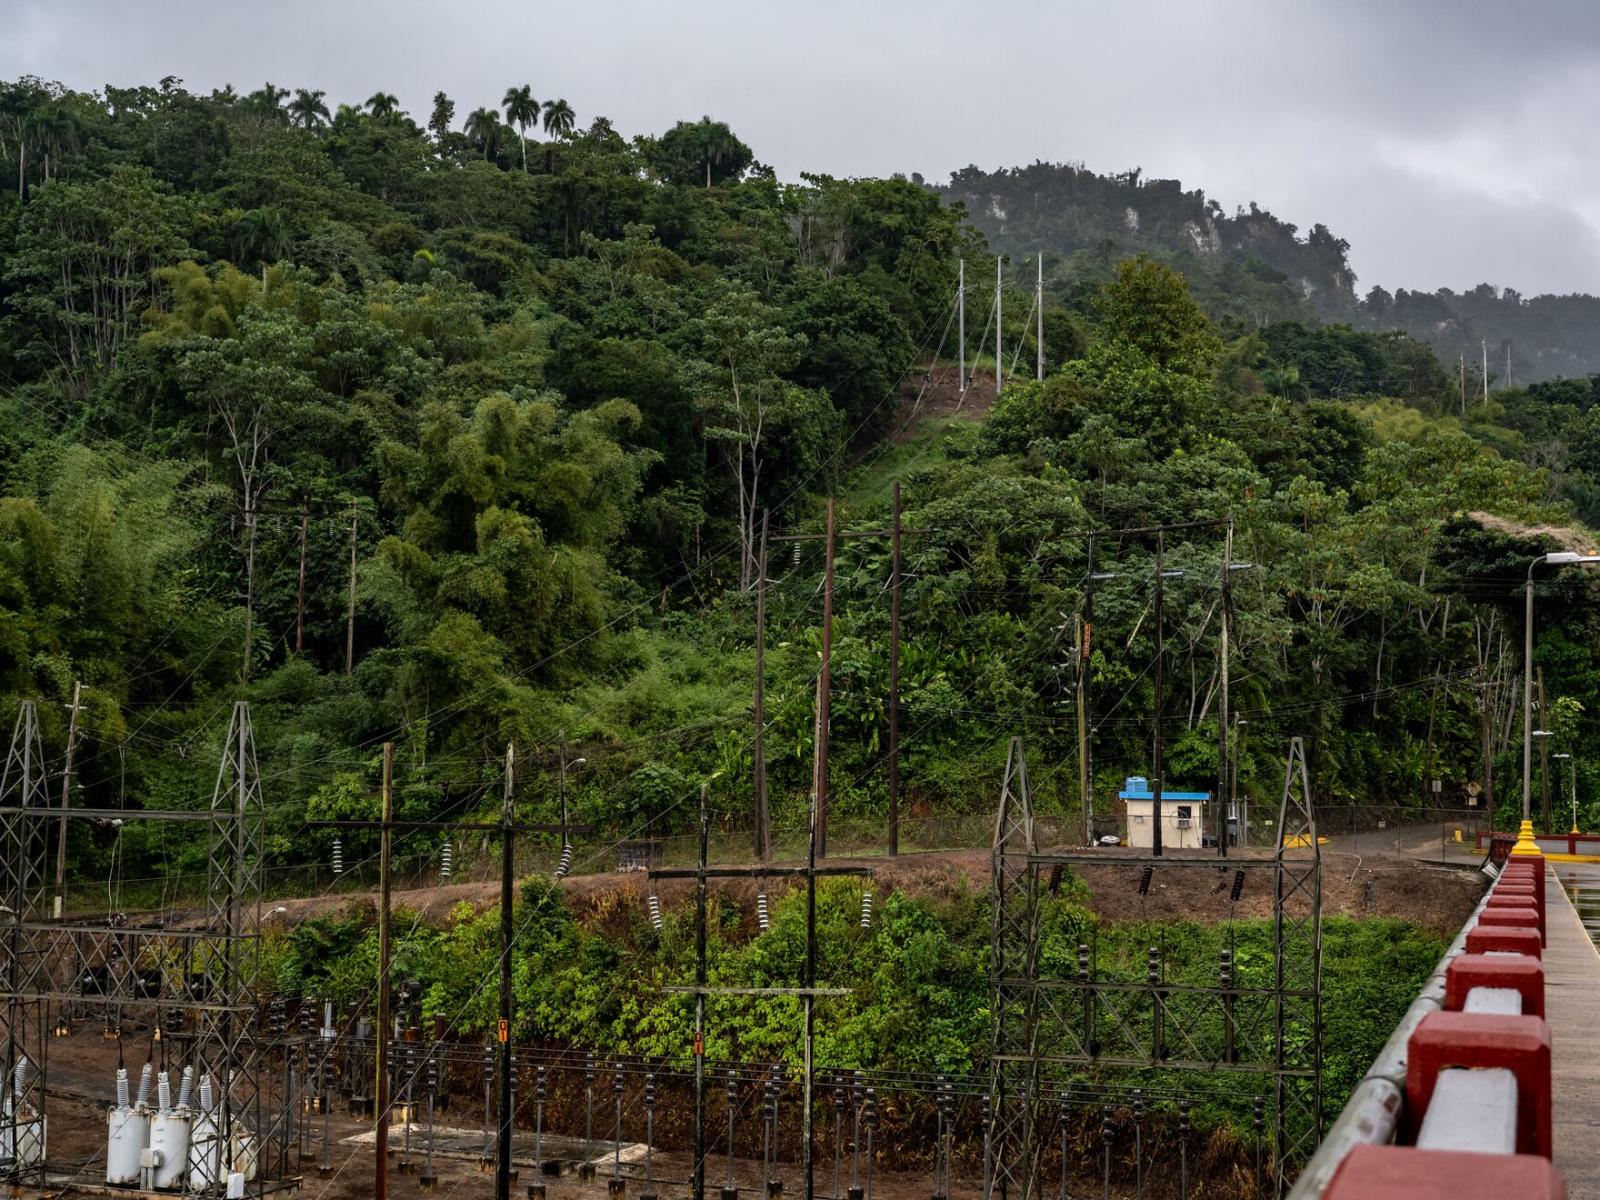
[
  {"xmin": 1553, "ymin": 752, "xmax": 1578, "ymax": 834},
  {"xmin": 1518, "ymin": 551, "xmax": 1600, "ymax": 854}
]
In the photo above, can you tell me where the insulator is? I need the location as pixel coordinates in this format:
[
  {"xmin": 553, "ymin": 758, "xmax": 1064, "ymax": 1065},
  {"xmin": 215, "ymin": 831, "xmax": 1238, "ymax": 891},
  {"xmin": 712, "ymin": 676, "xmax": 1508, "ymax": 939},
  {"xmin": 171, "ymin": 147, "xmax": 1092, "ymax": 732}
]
[
  {"xmin": 1058, "ymin": 1090, "xmax": 1070, "ymax": 1123},
  {"xmin": 859, "ymin": 890, "xmax": 873, "ymax": 929},
  {"xmin": 1077, "ymin": 943, "xmax": 1090, "ymax": 982},
  {"xmin": 864, "ymin": 1088, "xmax": 877, "ymax": 1130},
  {"xmin": 427, "ymin": 1055, "xmax": 438, "ymax": 1093},
  {"xmin": 440, "ymin": 842, "xmax": 453, "ymax": 881},
  {"xmin": 648, "ymin": 893, "xmax": 663, "ymax": 930},
  {"xmin": 136, "ymin": 1062, "xmax": 153, "ymax": 1108},
  {"xmin": 792, "ymin": 542, "xmax": 802, "ymax": 568},
  {"xmin": 1230, "ymin": 870, "xmax": 1245, "ymax": 902},
  {"xmin": 1101, "ymin": 1106, "xmax": 1114, "ymax": 1144},
  {"xmin": 756, "ymin": 891, "xmax": 770, "ymax": 930},
  {"xmin": 1147, "ymin": 947, "xmax": 1161, "ymax": 985},
  {"xmin": 727, "ymin": 1069, "xmax": 738, "ymax": 1103},
  {"xmin": 1179, "ymin": 1099, "xmax": 1191, "ymax": 1134},
  {"xmin": 1219, "ymin": 948, "xmax": 1233, "ymax": 987},
  {"xmin": 536, "ymin": 1066, "xmax": 546, "ymax": 1103},
  {"xmin": 176, "ymin": 1065, "xmax": 194, "ymax": 1110},
  {"xmin": 13, "ymin": 1056, "xmax": 30, "ymax": 1100},
  {"xmin": 158, "ymin": 1071, "xmax": 172, "ymax": 1112},
  {"xmin": 1048, "ymin": 863, "xmax": 1063, "ymax": 895},
  {"xmin": 585, "ymin": 1054, "xmax": 596, "ymax": 1086},
  {"xmin": 1252, "ymin": 1096, "xmax": 1264, "ymax": 1134},
  {"xmin": 1138, "ymin": 866, "xmax": 1154, "ymax": 896},
  {"xmin": 1133, "ymin": 1089, "xmax": 1143, "ymax": 1120},
  {"xmin": 555, "ymin": 843, "xmax": 573, "ymax": 879},
  {"xmin": 981, "ymin": 1094, "xmax": 991, "ymax": 1125},
  {"xmin": 332, "ymin": 838, "xmax": 343, "ymax": 876},
  {"xmin": 198, "ymin": 1075, "xmax": 214, "ymax": 1114},
  {"xmin": 615, "ymin": 1070, "xmax": 624, "ymax": 1097},
  {"xmin": 116, "ymin": 1067, "xmax": 130, "ymax": 1109},
  {"xmin": 644, "ymin": 1073, "xmax": 656, "ymax": 1108}
]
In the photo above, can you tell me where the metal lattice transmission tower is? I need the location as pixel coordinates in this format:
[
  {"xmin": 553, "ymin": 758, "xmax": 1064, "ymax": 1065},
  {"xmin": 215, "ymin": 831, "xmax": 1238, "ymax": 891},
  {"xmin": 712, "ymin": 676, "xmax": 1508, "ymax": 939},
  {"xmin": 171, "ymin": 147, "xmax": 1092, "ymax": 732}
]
[
  {"xmin": 987, "ymin": 737, "xmax": 1041, "ymax": 1200},
  {"xmin": 986, "ymin": 736, "xmax": 1324, "ymax": 1198},
  {"xmin": 0, "ymin": 701, "xmax": 50, "ymax": 1188},
  {"xmin": 1272, "ymin": 737, "xmax": 1322, "ymax": 1194},
  {"xmin": 194, "ymin": 699, "xmax": 273, "ymax": 1192}
]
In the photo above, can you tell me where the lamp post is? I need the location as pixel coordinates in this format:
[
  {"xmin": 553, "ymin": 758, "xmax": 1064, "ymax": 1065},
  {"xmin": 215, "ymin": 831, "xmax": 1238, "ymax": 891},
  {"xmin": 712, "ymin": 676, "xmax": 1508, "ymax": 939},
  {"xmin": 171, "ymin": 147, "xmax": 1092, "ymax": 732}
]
[
  {"xmin": 1518, "ymin": 551, "xmax": 1600, "ymax": 854},
  {"xmin": 1554, "ymin": 751, "xmax": 1577, "ymax": 834}
]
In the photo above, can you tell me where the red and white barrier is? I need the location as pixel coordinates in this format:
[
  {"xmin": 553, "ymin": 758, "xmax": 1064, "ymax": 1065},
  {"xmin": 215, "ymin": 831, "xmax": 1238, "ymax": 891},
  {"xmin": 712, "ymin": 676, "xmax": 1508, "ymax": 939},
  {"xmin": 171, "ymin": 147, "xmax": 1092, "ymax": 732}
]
[{"xmin": 1293, "ymin": 847, "xmax": 1563, "ymax": 1198}]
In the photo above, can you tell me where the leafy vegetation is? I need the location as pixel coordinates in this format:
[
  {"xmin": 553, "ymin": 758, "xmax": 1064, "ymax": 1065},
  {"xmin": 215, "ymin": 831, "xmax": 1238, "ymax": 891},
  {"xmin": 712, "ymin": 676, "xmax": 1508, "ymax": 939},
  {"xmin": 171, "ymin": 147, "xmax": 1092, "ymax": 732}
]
[{"xmin": 0, "ymin": 73, "xmax": 1597, "ymax": 901}]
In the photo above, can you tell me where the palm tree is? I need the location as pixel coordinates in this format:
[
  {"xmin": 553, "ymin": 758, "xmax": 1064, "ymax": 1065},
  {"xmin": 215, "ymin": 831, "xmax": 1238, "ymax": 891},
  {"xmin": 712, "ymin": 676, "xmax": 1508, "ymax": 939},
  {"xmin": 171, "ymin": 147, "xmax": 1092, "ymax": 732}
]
[
  {"xmin": 502, "ymin": 84, "xmax": 538, "ymax": 172},
  {"xmin": 233, "ymin": 206, "xmax": 293, "ymax": 267},
  {"xmin": 700, "ymin": 123, "xmax": 738, "ymax": 189},
  {"xmin": 366, "ymin": 92, "xmax": 400, "ymax": 122},
  {"xmin": 29, "ymin": 105, "xmax": 77, "ymax": 182},
  {"xmin": 541, "ymin": 98, "xmax": 575, "ymax": 170},
  {"xmin": 245, "ymin": 82, "xmax": 290, "ymax": 124},
  {"xmin": 288, "ymin": 88, "xmax": 331, "ymax": 132},
  {"xmin": 463, "ymin": 107, "xmax": 503, "ymax": 161}
]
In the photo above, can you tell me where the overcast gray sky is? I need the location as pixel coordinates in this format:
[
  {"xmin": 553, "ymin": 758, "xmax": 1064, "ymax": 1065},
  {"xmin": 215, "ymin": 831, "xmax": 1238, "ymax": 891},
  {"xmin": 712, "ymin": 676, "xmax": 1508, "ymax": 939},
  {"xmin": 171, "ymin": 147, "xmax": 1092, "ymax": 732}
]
[{"xmin": 10, "ymin": 0, "xmax": 1600, "ymax": 297}]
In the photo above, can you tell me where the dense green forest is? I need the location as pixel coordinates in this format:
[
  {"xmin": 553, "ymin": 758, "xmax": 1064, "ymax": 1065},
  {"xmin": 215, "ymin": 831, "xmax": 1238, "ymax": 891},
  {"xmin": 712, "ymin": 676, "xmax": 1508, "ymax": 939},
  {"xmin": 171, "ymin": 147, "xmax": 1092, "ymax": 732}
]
[
  {"xmin": 940, "ymin": 160, "xmax": 1600, "ymax": 385},
  {"xmin": 1, "ymin": 74, "xmax": 1598, "ymax": 895}
]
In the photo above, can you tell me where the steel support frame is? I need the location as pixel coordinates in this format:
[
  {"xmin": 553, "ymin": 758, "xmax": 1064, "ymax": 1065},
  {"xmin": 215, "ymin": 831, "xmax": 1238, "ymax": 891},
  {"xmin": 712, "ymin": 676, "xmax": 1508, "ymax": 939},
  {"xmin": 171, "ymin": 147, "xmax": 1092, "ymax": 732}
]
[{"xmin": 986, "ymin": 737, "xmax": 1322, "ymax": 1197}]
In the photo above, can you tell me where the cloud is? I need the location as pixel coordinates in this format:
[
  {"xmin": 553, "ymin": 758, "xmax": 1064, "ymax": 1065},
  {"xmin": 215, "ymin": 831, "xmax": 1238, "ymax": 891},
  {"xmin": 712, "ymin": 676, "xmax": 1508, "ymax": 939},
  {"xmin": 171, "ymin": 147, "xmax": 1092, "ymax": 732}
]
[{"xmin": 4, "ymin": 0, "xmax": 1600, "ymax": 295}]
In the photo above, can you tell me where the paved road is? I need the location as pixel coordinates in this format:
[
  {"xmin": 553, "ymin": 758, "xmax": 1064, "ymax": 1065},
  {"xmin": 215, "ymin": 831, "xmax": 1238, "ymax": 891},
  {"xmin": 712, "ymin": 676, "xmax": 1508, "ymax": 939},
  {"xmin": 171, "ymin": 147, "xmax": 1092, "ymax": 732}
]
[{"xmin": 1321, "ymin": 820, "xmax": 1484, "ymax": 867}]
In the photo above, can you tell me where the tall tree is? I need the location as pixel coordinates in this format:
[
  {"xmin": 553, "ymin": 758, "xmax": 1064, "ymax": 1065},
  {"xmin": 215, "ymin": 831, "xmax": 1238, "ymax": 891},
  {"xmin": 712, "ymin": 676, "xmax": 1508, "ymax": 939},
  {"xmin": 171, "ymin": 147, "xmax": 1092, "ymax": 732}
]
[
  {"xmin": 502, "ymin": 84, "xmax": 539, "ymax": 173},
  {"xmin": 541, "ymin": 98, "xmax": 575, "ymax": 170},
  {"xmin": 366, "ymin": 92, "xmax": 400, "ymax": 122},
  {"xmin": 463, "ymin": 107, "xmax": 503, "ymax": 161},
  {"xmin": 428, "ymin": 91, "xmax": 455, "ymax": 144},
  {"xmin": 287, "ymin": 88, "xmax": 331, "ymax": 132}
]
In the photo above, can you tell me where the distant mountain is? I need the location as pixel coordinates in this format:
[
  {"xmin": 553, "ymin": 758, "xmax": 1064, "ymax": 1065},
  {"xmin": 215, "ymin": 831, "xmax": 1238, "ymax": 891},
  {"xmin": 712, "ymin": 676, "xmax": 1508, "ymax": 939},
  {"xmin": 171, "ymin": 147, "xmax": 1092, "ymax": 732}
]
[{"xmin": 930, "ymin": 161, "xmax": 1600, "ymax": 385}]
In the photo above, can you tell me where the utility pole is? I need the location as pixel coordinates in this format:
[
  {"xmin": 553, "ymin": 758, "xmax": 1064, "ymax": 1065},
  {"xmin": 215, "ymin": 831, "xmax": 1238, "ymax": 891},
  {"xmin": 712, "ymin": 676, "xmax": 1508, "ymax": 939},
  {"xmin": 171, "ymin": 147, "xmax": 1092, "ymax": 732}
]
[
  {"xmin": 1217, "ymin": 521, "xmax": 1232, "ymax": 859},
  {"xmin": 994, "ymin": 256, "xmax": 1003, "ymax": 394},
  {"xmin": 241, "ymin": 496, "xmax": 258, "ymax": 684},
  {"xmin": 958, "ymin": 259, "xmax": 966, "ymax": 396},
  {"xmin": 1482, "ymin": 338, "xmax": 1489, "ymax": 403},
  {"xmin": 497, "ymin": 743, "xmax": 515, "ymax": 1200},
  {"xmin": 693, "ymin": 783, "xmax": 709, "ymax": 1200},
  {"xmin": 52, "ymin": 679, "xmax": 82, "ymax": 920},
  {"xmin": 1078, "ymin": 535, "xmax": 1097, "ymax": 847},
  {"xmin": 375, "ymin": 742, "xmax": 394, "ymax": 1200},
  {"xmin": 1507, "ymin": 341, "xmax": 1513, "ymax": 390},
  {"xmin": 815, "ymin": 498, "xmax": 836, "ymax": 859},
  {"xmin": 888, "ymin": 483, "xmax": 902, "ymax": 857},
  {"xmin": 1035, "ymin": 254, "xmax": 1044, "ymax": 381},
  {"xmin": 295, "ymin": 505, "xmax": 308, "ymax": 656},
  {"xmin": 345, "ymin": 501, "xmax": 358, "ymax": 677},
  {"xmin": 1538, "ymin": 668, "xmax": 1551, "ymax": 833},
  {"xmin": 1152, "ymin": 532, "xmax": 1166, "ymax": 858},
  {"xmin": 1459, "ymin": 353, "xmax": 1466, "ymax": 417},
  {"xmin": 754, "ymin": 510, "xmax": 770, "ymax": 861}
]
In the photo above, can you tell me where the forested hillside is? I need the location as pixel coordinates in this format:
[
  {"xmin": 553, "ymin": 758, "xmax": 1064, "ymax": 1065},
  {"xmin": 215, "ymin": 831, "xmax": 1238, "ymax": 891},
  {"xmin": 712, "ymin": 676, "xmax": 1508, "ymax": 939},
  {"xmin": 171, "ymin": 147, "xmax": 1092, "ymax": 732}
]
[
  {"xmin": 0, "ymin": 75, "xmax": 1596, "ymax": 894},
  {"xmin": 938, "ymin": 161, "xmax": 1600, "ymax": 384}
]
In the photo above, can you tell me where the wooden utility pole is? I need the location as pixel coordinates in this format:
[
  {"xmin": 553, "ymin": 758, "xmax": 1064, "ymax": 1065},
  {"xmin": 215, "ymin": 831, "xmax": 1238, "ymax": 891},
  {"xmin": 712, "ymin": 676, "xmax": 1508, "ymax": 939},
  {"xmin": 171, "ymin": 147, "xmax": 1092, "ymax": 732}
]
[
  {"xmin": 375, "ymin": 742, "xmax": 394, "ymax": 1200},
  {"xmin": 1216, "ymin": 521, "xmax": 1232, "ymax": 858},
  {"xmin": 242, "ymin": 498, "xmax": 258, "ymax": 683},
  {"xmin": 52, "ymin": 679, "xmax": 82, "ymax": 920},
  {"xmin": 815, "ymin": 498, "xmax": 836, "ymax": 859},
  {"xmin": 754, "ymin": 511, "xmax": 770, "ymax": 861},
  {"xmin": 887, "ymin": 483, "xmax": 902, "ymax": 857},
  {"xmin": 1078, "ymin": 535, "xmax": 1097, "ymax": 846},
  {"xmin": 1035, "ymin": 254, "xmax": 1044, "ymax": 381},
  {"xmin": 994, "ymin": 256, "xmax": 1003, "ymax": 394},
  {"xmin": 1482, "ymin": 338, "xmax": 1490, "ymax": 403},
  {"xmin": 497, "ymin": 743, "xmax": 515, "ymax": 1200},
  {"xmin": 345, "ymin": 501, "xmax": 358, "ymax": 677},
  {"xmin": 1459, "ymin": 353, "xmax": 1466, "ymax": 416},
  {"xmin": 1538, "ymin": 668, "xmax": 1551, "ymax": 832},
  {"xmin": 295, "ymin": 505, "xmax": 308, "ymax": 656},
  {"xmin": 1152, "ymin": 532, "xmax": 1167, "ymax": 858},
  {"xmin": 958, "ymin": 259, "xmax": 966, "ymax": 395}
]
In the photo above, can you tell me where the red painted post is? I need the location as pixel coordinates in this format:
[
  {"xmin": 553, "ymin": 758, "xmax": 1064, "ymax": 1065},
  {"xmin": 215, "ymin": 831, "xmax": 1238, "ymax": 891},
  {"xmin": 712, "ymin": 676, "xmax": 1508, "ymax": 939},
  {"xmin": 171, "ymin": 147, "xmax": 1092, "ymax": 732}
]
[
  {"xmin": 1465, "ymin": 926, "xmax": 1542, "ymax": 957},
  {"xmin": 1444, "ymin": 953, "xmax": 1545, "ymax": 1018},
  {"xmin": 1405, "ymin": 1012, "xmax": 1552, "ymax": 1157},
  {"xmin": 1477, "ymin": 907, "xmax": 1543, "ymax": 945},
  {"xmin": 1323, "ymin": 1145, "xmax": 1566, "ymax": 1200},
  {"xmin": 1487, "ymin": 888, "xmax": 1545, "ymax": 941}
]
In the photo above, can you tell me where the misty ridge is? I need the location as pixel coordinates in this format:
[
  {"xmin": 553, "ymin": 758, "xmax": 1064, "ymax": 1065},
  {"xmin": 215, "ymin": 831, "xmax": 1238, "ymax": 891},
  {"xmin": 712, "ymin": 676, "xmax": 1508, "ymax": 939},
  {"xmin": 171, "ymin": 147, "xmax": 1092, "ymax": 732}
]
[{"xmin": 934, "ymin": 160, "xmax": 1598, "ymax": 386}]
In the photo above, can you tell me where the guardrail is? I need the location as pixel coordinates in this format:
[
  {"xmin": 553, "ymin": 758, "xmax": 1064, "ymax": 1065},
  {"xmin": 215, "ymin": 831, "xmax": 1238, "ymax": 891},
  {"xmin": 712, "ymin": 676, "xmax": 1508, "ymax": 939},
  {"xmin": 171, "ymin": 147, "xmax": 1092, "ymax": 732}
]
[{"xmin": 1289, "ymin": 852, "xmax": 1566, "ymax": 1199}]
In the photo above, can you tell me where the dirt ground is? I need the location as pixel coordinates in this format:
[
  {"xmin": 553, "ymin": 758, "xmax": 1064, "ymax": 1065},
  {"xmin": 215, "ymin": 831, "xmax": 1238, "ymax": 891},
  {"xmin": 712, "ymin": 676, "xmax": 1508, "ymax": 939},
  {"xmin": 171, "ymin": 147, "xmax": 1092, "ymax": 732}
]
[{"xmin": 237, "ymin": 840, "xmax": 1480, "ymax": 942}]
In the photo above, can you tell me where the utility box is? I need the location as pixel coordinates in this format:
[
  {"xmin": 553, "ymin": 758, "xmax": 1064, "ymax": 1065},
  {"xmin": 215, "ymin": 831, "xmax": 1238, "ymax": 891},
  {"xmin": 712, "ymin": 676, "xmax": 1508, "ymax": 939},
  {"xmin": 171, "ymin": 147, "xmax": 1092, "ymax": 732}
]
[{"xmin": 1118, "ymin": 777, "xmax": 1209, "ymax": 850}]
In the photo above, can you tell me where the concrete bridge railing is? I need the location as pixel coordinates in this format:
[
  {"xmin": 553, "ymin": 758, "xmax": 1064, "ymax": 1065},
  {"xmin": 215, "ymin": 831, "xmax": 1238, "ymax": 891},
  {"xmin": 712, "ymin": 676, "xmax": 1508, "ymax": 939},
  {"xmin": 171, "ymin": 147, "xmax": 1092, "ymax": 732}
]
[{"xmin": 1288, "ymin": 853, "xmax": 1566, "ymax": 1199}]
